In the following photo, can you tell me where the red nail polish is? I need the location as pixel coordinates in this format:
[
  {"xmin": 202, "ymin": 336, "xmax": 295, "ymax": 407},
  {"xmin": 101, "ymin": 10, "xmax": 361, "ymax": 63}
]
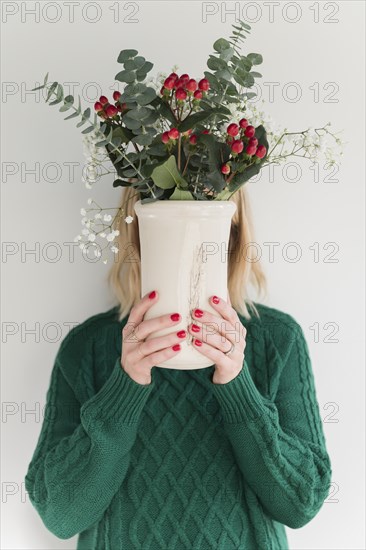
[
  {"xmin": 177, "ymin": 330, "xmax": 186, "ymax": 338},
  {"xmin": 171, "ymin": 313, "xmax": 180, "ymax": 322},
  {"xmin": 194, "ymin": 339, "xmax": 202, "ymax": 346},
  {"xmin": 191, "ymin": 324, "xmax": 200, "ymax": 333},
  {"xmin": 194, "ymin": 309, "xmax": 203, "ymax": 318},
  {"xmin": 212, "ymin": 296, "xmax": 220, "ymax": 304},
  {"xmin": 148, "ymin": 290, "xmax": 156, "ymax": 299},
  {"xmin": 172, "ymin": 344, "xmax": 181, "ymax": 351}
]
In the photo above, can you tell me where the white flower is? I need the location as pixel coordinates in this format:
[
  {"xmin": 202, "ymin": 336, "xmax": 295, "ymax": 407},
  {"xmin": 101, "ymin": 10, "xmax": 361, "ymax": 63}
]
[
  {"xmin": 81, "ymin": 228, "xmax": 89, "ymax": 236},
  {"xmin": 103, "ymin": 214, "xmax": 112, "ymax": 222},
  {"xmin": 113, "ymin": 229, "xmax": 120, "ymax": 236},
  {"xmin": 110, "ymin": 245, "xmax": 119, "ymax": 254},
  {"xmin": 100, "ymin": 232, "xmax": 106, "ymax": 238},
  {"xmin": 79, "ymin": 242, "xmax": 86, "ymax": 250},
  {"xmin": 106, "ymin": 233, "xmax": 115, "ymax": 242},
  {"xmin": 74, "ymin": 235, "xmax": 82, "ymax": 242},
  {"xmin": 88, "ymin": 233, "xmax": 96, "ymax": 242},
  {"xmin": 81, "ymin": 217, "xmax": 88, "ymax": 226},
  {"xmin": 87, "ymin": 198, "xmax": 93, "ymax": 205},
  {"xmin": 94, "ymin": 212, "xmax": 102, "ymax": 219},
  {"xmin": 125, "ymin": 215, "xmax": 134, "ymax": 224},
  {"xmin": 80, "ymin": 208, "xmax": 87, "ymax": 216}
]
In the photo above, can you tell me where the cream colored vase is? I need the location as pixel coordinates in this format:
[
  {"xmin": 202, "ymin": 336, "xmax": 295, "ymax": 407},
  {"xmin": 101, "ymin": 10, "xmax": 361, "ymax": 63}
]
[{"xmin": 133, "ymin": 199, "xmax": 237, "ymax": 370}]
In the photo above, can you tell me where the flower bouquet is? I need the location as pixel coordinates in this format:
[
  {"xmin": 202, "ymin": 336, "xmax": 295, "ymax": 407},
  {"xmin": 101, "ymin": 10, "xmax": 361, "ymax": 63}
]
[{"xmin": 32, "ymin": 20, "xmax": 344, "ymax": 369}]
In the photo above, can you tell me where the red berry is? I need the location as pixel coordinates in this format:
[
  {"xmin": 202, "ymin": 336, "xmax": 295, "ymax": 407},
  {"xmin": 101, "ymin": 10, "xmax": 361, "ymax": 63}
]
[
  {"xmin": 239, "ymin": 118, "xmax": 248, "ymax": 129},
  {"xmin": 168, "ymin": 72, "xmax": 178, "ymax": 80},
  {"xmin": 249, "ymin": 137, "xmax": 258, "ymax": 146},
  {"xmin": 163, "ymin": 77, "xmax": 175, "ymax": 89},
  {"xmin": 245, "ymin": 144, "xmax": 257, "ymax": 156},
  {"xmin": 231, "ymin": 140, "xmax": 244, "ymax": 154},
  {"xmin": 176, "ymin": 88, "xmax": 187, "ymax": 100},
  {"xmin": 198, "ymin": 78, "xmax": 210, "ymax": 91},
  {"xmin": 113, "ymin": 91, "xmax": 121, "ymax": 101},
  {"xmin": 161, "ymin": 131, "xmax": 170, "ymax": 144},
  {"xmin": 186, "ymin": 79, "xmax": 198, "ymax": 92},
  {"xmin": 227, "ymin": 123, "xmax": 239, "ymax": 137},
  {"xmin": 94, "ymin": 102, "xmax": 103, "ymax": 112},
  {"xmin": 179, "ymin": 73, "xmax": 190, "ymax": 82},
  {"xmin": 221, "ymin": 164, "xmax": 230, "ymax": 175},
  {"xmin": 105, "ymin": 105, "xmax": 118, "ymax": 117},
  {"xmin": 174, "ymin": 78, "xmax": 186, "ymax": 89},
  {"xmin": 99, "ymin": 96, "xmax": 108, "ymax": 105},
  {"xmin": 202, "ymin": 129, "xmax": 210, "ymax": 134},
  {"xmin": 244, "ymin": 125, "xmax": 256, "ymax": 138},
  {"xmin": 189, "ymin": 134, "xmax": 197, "ymax": 145},
  {"xmin": 168, "ymin": 128, "xmax": 179, "ymax": 140},
  {"xmin": 255, "ymin": 145, "xmax": 267, "ymax": 159},
  {"xmin": 193, "ymin": 90, "xmax": 203, "ymax": 100}
]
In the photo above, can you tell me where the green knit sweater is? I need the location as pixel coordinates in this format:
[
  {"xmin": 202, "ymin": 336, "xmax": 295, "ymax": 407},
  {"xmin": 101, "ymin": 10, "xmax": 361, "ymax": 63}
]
[{"xmin": 24, "ymin": 302, "xmax": 332, "ymax": 550}]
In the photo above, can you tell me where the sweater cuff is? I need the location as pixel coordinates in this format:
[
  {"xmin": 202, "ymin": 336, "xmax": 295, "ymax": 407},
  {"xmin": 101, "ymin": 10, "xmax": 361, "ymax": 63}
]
[
  {"xmin": 211, "ymin": 360, "xmax": 272, "ymax": 424},
  {"xmin": 81, "ymin": 357, "xmax": 154, "ymax": 430}
]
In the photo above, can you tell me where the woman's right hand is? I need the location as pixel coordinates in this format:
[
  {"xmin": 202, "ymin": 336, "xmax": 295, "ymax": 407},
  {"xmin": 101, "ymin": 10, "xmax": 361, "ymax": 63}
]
[{"xmin": 120, "ymin": 290, "xmax": 186, "ymax": 385}]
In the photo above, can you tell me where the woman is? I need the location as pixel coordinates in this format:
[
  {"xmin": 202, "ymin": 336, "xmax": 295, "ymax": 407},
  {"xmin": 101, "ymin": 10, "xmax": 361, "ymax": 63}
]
[{"xmin": 24, "ymin": 186, "xmax": 332, "ymax": 549}]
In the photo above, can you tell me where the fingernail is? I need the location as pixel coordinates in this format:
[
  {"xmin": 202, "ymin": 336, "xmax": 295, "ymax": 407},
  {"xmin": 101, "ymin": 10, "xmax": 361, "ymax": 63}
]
[
  {"xmin": 212, "ymin": 296, "xmax": 220, "ymax": 304},
  {"xmin": 191, "ymin": 324, "xmax": 200, "ymax": 333},
  {"xmin": 194, "ymin": 339, "xmax": 202, "ymax": 346},
  {"xmin": 172, "ymin": 344, "xmax": 181, "ymax": 351},
  {"xmin": 177, "ymin": 330, "xmax": 186, "ymax": 338},
  {"xmin": 148, "ymin": 291, "xmax": 156, "ymax": 299},
  {"xmin": 171, "ymin": 313, "xmax": 180, "ymax": 322},
  {"xmin": 194, "ymin": 309, "xmax": 203, "ymax": 318}
]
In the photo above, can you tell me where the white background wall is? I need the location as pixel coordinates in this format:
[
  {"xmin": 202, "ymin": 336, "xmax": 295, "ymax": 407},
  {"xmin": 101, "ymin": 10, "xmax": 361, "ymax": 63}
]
[{"xmin": 1, "ymin": 1, "xmax": 365, "ymax": 549}]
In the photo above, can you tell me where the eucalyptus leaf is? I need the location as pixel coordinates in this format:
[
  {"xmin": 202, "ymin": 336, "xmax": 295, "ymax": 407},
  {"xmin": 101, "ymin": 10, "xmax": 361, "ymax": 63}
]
[
  {"xmin": 247, "ymin": 53, "xmax": 263, "ymax": 65},
  {"xmin": 132, "ymin": 133, "xmax": 153, "ymax": 146},
  {"xmin": 117, "ymin": 49, "xmax": 138, "ymax": 63},
  {"xmin": 123, "ymin": 115, "xmax": 142, "ymax": 130},
  {"xmin": 213, "ymin": 38, "xmax": 231, "ymax": 52},
  {"xmin": 81, "ymin": 125, "xmax": 96, "ymax": 134},
  {"xmin": 133, "ymin": 56, "xmax": 146, "ymax": 69},
  {"xmin": 115, "ymin": 70, "xmax": 136, "ymax": 83},
  {"xmin": 127, "ymin": 106, "xmax": 151, "ymax": 120},
  {"xmin": 46, "ymin": 81, "xmax": 58, "ymax": 102}
]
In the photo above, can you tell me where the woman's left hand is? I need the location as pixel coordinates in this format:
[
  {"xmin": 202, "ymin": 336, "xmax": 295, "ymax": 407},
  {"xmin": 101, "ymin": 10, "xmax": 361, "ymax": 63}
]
[{"xmin": 188, "ymin": 294, "xmax": 247, "ymax": 384}]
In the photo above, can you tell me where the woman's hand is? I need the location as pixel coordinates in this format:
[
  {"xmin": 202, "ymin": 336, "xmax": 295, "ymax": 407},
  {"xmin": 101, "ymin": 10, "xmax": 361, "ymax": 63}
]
[
  {"xmin": 121, "ymin": 290, "xmax": 185, "ymax": 385},
  {"xmin": 187, "ymin": 293, "xmax": 247, "ymax": 384}
]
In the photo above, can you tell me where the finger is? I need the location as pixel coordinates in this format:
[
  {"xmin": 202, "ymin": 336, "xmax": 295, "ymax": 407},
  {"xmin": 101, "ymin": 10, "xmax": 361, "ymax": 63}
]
[
  {"xmin": 191, "ymin": 337, "xmax": 233, "ymax": 367},
  {"xmin": 138, "ymin": 343, "xmax": 182, "ymax": 370},
  {"xmin": 191, "ymin": 307, "xmax": 241, "ymax": 345},
  {"xmin": 130, "ymin": 328, "xmax": 186, "ymax": 361},
  {"xmin": 132, "ymin": 312, "xmax": 182, "ymax": 342},
  {"xmin": 209, "ymin": 295, "xmax": 238, "ymax": 326},
  {"xmin": 125, "ymin": 289, "xmax": 159, "ymax": 332},
  {"xmin": 188, "ymin": 323, "xmax": 245, "ymax": 352}
]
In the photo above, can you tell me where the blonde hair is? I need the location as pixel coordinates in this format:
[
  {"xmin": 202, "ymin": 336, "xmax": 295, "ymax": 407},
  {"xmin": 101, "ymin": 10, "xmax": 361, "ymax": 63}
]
[{"xmin": 107, "ymin": 186, "xmax": 267, "ymax": 322}]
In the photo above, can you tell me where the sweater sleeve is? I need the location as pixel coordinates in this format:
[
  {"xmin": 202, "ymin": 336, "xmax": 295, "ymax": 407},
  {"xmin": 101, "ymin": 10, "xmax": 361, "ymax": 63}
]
[
  {"xmin": 210, "ymin": 323, "xmax": 332, "ymax": 529},
  {"xmin": 24, "ymin": 348, "xmax": 154, "ymax": 540}
]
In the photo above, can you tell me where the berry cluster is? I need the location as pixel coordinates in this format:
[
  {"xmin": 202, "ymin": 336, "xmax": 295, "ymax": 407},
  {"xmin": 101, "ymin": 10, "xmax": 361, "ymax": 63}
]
[
  {"xmin": 94, "ymin": 91, "xmax": 126, "ymax": 119},
  {"xmin": 161, "ymin": 127, "xmax": 210, "ymax": 145},
  {"xmin": 220, "ymin": 119, "xmax": 267, "ymax": 175},
  {"xmin": 161, "ymin": 72, "xmax": 210, "ymax": 102}
]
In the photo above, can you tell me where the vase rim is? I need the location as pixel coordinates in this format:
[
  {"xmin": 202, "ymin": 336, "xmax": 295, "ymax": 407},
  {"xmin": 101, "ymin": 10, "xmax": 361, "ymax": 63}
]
[{"xmin": 134, "ymin": 199, "xmax": 237, "ymax": 217}]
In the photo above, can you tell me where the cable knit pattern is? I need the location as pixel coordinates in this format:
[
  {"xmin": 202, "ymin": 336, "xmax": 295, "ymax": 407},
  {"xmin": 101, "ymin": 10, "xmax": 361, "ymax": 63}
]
[{"xmin": 24, "ymin": 302, "xmax": 332, "ymax": 549}]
